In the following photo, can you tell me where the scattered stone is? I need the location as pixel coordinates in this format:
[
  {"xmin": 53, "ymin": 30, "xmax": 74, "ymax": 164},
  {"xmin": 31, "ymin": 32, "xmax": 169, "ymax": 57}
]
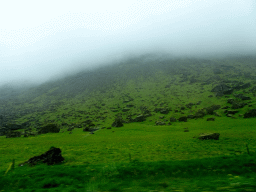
[
  {"xmin": 133, "ymin": 115, "xmax": 146, "ymax": 122},
  {"xmin": 198, "ymin": 133, "xmax": 220, "ymax": 140},
  {"xmin": 231, "ymin": 102, "xmax": 246, "ymax": 109},
  {"xmin": 187, "ymin": 114, "xmax": 195, "ymax": 119},
  {"xmin": 234, "ymin": 94, "xmax": 251, "ymax": 100},
  {"xmin": 169, "ymin": 117, "xmax": 177, "ymax": 122},
  {"xmin": 38, "ymin": 124, "xmax": 60, "ymax": 134},
  {"xmin": 196, "ymin": 101, "xmax": 202, "ymax": 105},
  {"xmin": 206, "ymin": 105, "xmax": 221, "ymax": 115},
  {"xmin": 244, "ymin": 109, "xmax": 256, "ymax": 118},
  {"xmin": 207, "ymin": 117, "xmax": 215, "ymax": 121},
  {"xmin": 112, "ymin": 117, "xmax": 123, "ymax": 127},
  {"xmin": 122, "ymin": 108, "xmax": 130, "ymax": 112},
  {"xmin": 155, "ymin": 121, "xmax": 166, "ymax": 125},
  {"xmin": 227, "ymin": 98, "xmax": 234, "ymax": 104},
  {"xmin": 194, "ymin": 109, "xmax": 206, "ymax": 118},
  {"xmin": 178, "ymin": 116, "xmax": 187, "ymax": 122},
  {"xmin": 226, "ymin": 110, "xmax": 239, "ymax": 115},
  {"xmin": 6, "ymin": 131, "xmax": 21, "ymax": 138},
  {"xmin": 19, "ymin": 147, "xmax": 64, "ymax": 166},
  {"xmin": 213, "ymin": 112, "xmax": 221, "ymax": 117}
]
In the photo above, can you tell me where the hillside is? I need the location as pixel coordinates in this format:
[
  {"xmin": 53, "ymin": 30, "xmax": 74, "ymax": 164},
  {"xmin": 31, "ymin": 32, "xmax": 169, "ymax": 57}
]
[
  {"xmin": 1, "ymin": 54, "xmax": 256, "ymax": 132},
  {"xmin": 1, "ymin": 54, "xmax": 256, "ymax": 191}
]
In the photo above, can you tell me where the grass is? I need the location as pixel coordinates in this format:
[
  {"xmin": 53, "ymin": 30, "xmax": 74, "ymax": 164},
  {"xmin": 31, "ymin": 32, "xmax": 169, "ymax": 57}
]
[
  {"xmin": 1, "ymin": 152, "xmax": 256, "ymax": 191},
  {"xmin": 1, "ymin": 118, "xmax": 256, "ymax": 191}
]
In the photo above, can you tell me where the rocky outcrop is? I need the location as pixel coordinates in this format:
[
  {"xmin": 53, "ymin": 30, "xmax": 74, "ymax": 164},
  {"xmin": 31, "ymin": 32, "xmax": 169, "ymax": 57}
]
[
  {"xmin": 6, "ymin": 131, "xmax": 21, "ymax": 138},
  {"xmin": 198, "ymin": 133, "xmax": 220, "ymax": 140},
  {"xmin": 112, "ymin": 117, "xmax": 123, "ymax": 127},
  {"xmin": 38, "ymin": 124, "xmax": 60, "ymax": 134},
  {"xmin": 244, "ymin": 109, "xmax": 256, "ymax": 118},
  {"xmin": 178, "ymin": 116, "xmax": 187, "ymax": 122},
  {"xmin": 19, "ymin": 147, "xmax": 64, "ymax": 166}
]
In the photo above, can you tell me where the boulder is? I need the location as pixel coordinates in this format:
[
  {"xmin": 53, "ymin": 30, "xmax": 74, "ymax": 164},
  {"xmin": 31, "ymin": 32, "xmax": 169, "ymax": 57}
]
[
  {"xmin": 178, "ymin": 116, "xmax": 187, "ymax": 122},
  {"xmin": 112, "ymin": 117, "xmax": 123, "ymax": 127},
  {"xmin": 6, "ymin": 131, "xmax": 21, "ymax": 138},
  {"xmin": 207, "ymin": 117, "xmax": 215, "ymax": 121},
  {"xmin": 231, "ymin": 102, "xmax": 246, "ymax": 109},
  {"xmin": 187, "ymin": 114, "xmax": 195, "ymax": 119},
  {"xmin": 133, "ymin": 115, "xmax": 146, "ymax": 122},
  {"xmin": 122, "ymin": 108, "xmax": 130, "ymax": 112},
  {"xmin": 206, "ymin": 105, "xmax": 221, "ymax": 115},
  {"xmin": 169, "ymin": 117, "xmax": 177, "ymax": 122},
  {"xmin": 155, "ymin": 121, "xmax": 166, "ymax": 126},
  {"xmin": 226, "ymin": 110, "xmax": 239, "ymax": 115},
  {"xmin": 194, "ymin": 109, "xmax": 206, "ymax": 118},
  {"xmin": 198, "ymin": 133, "xmax": 220, "ymax": 140},
  {"xmin": 227, "ymin": 98, "xmax": 234, "ymax": 104},
  {"xmin": 244, "ymin": 109, "xmax": 256, "ymax": 118},
  {"xmin": 19, "ymin": 147, "xmax": 64, "ymax": 166},
  {"xmin": 38, "ymin": 124, "xmax": 60, "ymax": 134}
]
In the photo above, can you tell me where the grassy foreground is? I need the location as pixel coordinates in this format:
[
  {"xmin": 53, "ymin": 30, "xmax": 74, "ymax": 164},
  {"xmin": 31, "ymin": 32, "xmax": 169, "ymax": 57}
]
[{"xmin": 1, "ymin": 118, "xmax": 256, "ymax": 191}]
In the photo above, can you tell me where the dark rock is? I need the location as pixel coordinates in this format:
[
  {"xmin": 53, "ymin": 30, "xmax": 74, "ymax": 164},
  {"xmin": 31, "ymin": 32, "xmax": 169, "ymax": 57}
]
[
  {"xmin": 187, "ymin": 114, "xmax": 195, "ymax": 119},
  {"xmin": 133, "ymin": 115, "xmax": 146, "ymax": 122},
  {"xmin": 207, "ymin": 117, "xmax": 215, "ymax": 121},
  {"xmin": 198, "ymin": 133, "xmax": 220, "ymax": 140},
  {"xmin": 67, "ymin": 127, "xmax": 74, "ymax": 131},
  {"xmin": 227, "ymin": 98, "xmax": 234, "ymax": 104},
  {"xmin": 194, "ymin": 109, "xmax": 206, "ymax": 118},
  {"xmin": 234, "ymin": 94, "xmax": 251, "ymax": 100},
  {"xmin": 169, "ymin": 117, "xmax": 177, "ymax": 122},
  {"xmin": 178, "ymin": 116, "xmax": 187, "ymax": 122},
  {"xmin": 211, "ymin": 84, "xmax": 231, "ymax": 93},
  {"xmin": 231, "ymin": 102, "xmax": 246, "ymax": 109},
  {"xmin": 226, "ymin": 110, "xmax": 239, "ymax": 115},
  {"xmin": 244, "ymin": 109, "xmax": 256, "ymax": 118},
  {"xmin": 206, "ymin": 105, "xmax": 221, "ymax": 115},
  {"xmin": 122, "ymin": 108, "xmax": 130, "ymax": 112},
  {"xmin": 213, "ymin": 112, "xmax": 221, "ymax": 117},
  {"xmin": 4, "ymin": 124, "xmax": 23, "ymax": 131},
  {"xmin": 112, "ymin": 117, "xmax": 123, "ymax": 127},
  {"xmin": 154, "ymin": 108, "xmax": 170, "ymax": 114},
  {"xmin": 155, "ymin": 121, "xmax": 166, "ymax": 125},
  {"xmin": 19, "ymin": 147, "xmax": 64, "ymax": 166},
  {"xmin": 185, "ymin": 103, "xmax": 194, "ymax": 109},
  {"xmin": 196, "ymin": 101, "xmax": 202, "ymax": 105},
  {"xmin": 6, "ymin": 131, "xmax": 21, "ymax": 138},
  {"xmin": 38, "ymin": 124, "xmax": 60, "ymax": 134}
]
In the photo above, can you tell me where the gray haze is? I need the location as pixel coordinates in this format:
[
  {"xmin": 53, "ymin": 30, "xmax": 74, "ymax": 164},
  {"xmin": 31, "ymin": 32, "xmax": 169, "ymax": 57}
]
[{"xmin": 0, "ymin": 0, "xmax": 256, "ymax": 86}]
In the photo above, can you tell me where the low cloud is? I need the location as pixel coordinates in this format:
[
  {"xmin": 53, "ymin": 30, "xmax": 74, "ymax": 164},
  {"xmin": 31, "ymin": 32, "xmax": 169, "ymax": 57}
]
[{"xmin": 0, "ymin": 0, "xmax": 255, "ymax": 86}]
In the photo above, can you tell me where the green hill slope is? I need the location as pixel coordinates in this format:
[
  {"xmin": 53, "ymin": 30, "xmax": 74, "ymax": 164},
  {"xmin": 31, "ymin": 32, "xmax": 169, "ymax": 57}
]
[{"xmin": 0, "ymin": 54, "xmax": 256, "ymax": 130}]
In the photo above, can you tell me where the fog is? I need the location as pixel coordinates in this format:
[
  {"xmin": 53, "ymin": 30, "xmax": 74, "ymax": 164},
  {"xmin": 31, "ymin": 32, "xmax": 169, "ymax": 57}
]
[{"xmin": 0, "ymin": 0, "xmax": 256, "ymax": 86}]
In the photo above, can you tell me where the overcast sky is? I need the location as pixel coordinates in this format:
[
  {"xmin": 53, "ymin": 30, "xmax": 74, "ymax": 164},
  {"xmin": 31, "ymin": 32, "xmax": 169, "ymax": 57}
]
[{"xmin": 0, "ymin": 0, "xmax": 256, "ymax": 86}]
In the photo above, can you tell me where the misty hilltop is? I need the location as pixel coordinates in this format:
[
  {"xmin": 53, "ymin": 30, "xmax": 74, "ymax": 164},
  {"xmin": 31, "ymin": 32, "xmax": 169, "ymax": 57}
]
[{"xmin": 1, "ymin": 54, "xmax": 256, "ymax": 132}]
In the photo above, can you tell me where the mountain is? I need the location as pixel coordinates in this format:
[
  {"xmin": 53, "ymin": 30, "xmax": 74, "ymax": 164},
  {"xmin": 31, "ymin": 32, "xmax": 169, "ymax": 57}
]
[{"xmin": 1, "ymin": 54, "xmax": 256, "ymax": 132}]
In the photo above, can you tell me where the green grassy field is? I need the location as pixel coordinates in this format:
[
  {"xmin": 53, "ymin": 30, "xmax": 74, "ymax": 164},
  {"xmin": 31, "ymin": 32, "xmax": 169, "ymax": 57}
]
[{"xmin": 1, "ymin": 117, "xmax": 256, "ymax": 191}]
